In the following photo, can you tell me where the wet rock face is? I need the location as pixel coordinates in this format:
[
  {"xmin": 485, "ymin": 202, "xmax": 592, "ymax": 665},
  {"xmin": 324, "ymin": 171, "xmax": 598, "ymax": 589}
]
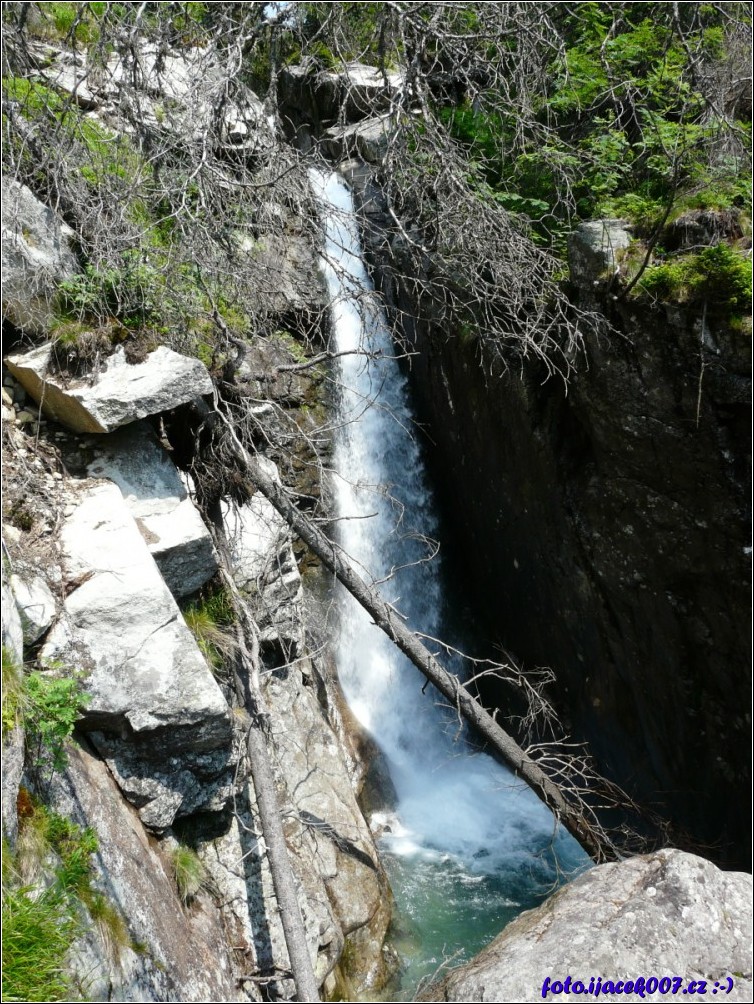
[
  {"xmin": 359, "ymin": 191, "xmax": 751, "ymax": 866},
  {"xmin": 420, "ymin": 850, "xmax": 752, "ymax": 1003},
  {"xmin": 408, "ymin": 309, "xmax": 749, "ymax": 865}
]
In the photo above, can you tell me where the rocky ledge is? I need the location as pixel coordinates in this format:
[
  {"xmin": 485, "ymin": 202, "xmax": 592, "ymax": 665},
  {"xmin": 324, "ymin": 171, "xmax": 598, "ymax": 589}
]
[{"xmin": 420, "ymin": 850, "xmax": 752, "ymax": 1003}]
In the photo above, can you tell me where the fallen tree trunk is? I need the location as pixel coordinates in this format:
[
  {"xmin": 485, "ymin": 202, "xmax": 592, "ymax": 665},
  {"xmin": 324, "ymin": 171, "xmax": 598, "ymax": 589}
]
[
  {"xmin": 215, "ymin": 406, "xmax": 619, "ymax": 865},
  {"xmin": 244, "ymin": 721, "xmax": 321, "ymax": 1003},
  {"xmin": 211, "ymin": 536, "xmax": 321, "ymax": 1004}
]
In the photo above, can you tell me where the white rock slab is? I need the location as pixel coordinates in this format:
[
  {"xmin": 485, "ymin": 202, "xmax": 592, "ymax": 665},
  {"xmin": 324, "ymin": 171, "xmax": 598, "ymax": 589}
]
[
  {"xmin": 5, "ymin": 344, "xmax": 213, "ymax": 434},
  {"xmin": 41, "ymin": 482, "xmax": 231, "ymax": 827},
  {"xmin": 42, "ymin": 49, "xmax": 99, "ymax": 108},
  {"xmin": 43, "ymin": 481, "xmax": 227, "ymax": 734},
  {"xmin": 86, "ymin": 422, "xmax": 217, "ymax": 597}
]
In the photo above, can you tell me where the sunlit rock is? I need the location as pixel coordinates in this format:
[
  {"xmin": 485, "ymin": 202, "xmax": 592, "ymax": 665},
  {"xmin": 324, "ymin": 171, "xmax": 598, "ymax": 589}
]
[
  {"xmin": 1, "ymin": 575, "xmax": 25, "ymax": 847},
  {"xmin": 86, "ymin": 421, "xmax": 217, "ymax": 597},
  {"xmin": 323, "ymin": 114, "xmax": 396, "ymax": 164},
  {"xmin": 222, "ymin": 457, "xmax": 303, "ymax": 649},
  {"xmin": 6, "ymin": 344, "xmax": 213, "ymax": 434},
  {"xmin": 568, "ymin": 219, "xmax": 633, "ymax": 288},
  {"xmin": 40, "ymin": 41, "xmax": 276, "ymax": 165},
  {"xmin": 420, "ymin": 850, "xmax": 752, "ymax": 1003},
  {"xmin": 1, "ymin": 179, "xmax": 77, "ymax": 334},
  {"xmin": 41, "ymin": 482, "xmax": 232, "ymax": 829},
  {"xmin": 41, "ymin": 48, "xmax": 99, "ymax": 108},
  {"xmin": 279, "ymin": 60, "xmax": 403, "ymax": 127},
  {"xmin": 2, "ymin": 573, "xmax": 24, "ymax": 666},
  {"xmin": 201, "ymin": 768, "xmax": 341, "ymax": 999},
  {"xmin": 263, "ymin": 655, "xmax": 393, "ymax": 992},
  {"xmin": 9, "ymin": 568, "xmax": 57, "ymax": 644}
]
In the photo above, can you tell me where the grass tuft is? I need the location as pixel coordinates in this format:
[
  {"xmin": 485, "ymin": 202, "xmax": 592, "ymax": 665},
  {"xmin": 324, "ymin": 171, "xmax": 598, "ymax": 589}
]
[
  {"xmin": 2, "ymin": 645, "xmax": 26, "ymax": 735},
  {"xmin": 170, "ymin": 843, "xmax": 208, "ymax": 905},
  {"xmin": 2, "ymin": 883, "xmax": 79, "ymax": 1003},
  {"xmin": 181, "ymin": 587, "xmax": 236, "ymax": 675}
]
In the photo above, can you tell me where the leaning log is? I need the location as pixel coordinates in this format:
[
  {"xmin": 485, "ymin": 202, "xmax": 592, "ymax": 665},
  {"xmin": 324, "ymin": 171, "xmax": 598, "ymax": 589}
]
[{"xmin": 215, "ymin": 407, "xmax": 619, "ymax": 865}]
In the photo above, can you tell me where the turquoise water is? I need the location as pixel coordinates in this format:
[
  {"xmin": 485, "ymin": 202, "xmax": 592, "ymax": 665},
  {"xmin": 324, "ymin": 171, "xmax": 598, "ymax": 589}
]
[{"xmin": 379, "ymin": 817, "xmax": 587, "ymax": 997}]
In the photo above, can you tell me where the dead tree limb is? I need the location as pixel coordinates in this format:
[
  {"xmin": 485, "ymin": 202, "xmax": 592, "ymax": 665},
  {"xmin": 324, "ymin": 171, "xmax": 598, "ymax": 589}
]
[
  {"xmin": 211, "ymin": 539, "xmax": 321, "ymax": 1004},
  {"xmin": 214, "ymin": 404, "xmax": 619, "ymax": 865},
  {"xmin": 243, "ymin": 720, "xmax": 321, "ymax": 1003}
]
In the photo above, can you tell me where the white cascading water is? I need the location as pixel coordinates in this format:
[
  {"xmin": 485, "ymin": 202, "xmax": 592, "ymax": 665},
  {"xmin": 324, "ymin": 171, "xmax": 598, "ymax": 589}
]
[{"xmin": 310, "ymin": 169, "xmax": 588, "ymax": 993}]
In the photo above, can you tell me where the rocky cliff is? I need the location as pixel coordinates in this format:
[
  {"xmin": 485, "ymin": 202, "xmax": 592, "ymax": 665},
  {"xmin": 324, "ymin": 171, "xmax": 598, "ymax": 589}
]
[
  {"xmin": 2, "ymin": 338, "xmax": 392, "ymax": 1000},
  {"xmin": 2, "ymin": 35, "xmax": 393, "ymax": 1002},
  {"xmin": 349, "ymin": 176, "xmax": 751, "ymax": 869}
]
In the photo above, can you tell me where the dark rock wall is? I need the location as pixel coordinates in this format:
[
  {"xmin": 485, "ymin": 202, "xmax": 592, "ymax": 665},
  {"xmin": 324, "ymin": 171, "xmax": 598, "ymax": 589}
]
[{"xmin": 355, "ymin": 183, "xmax": 751, "ymax": 867}]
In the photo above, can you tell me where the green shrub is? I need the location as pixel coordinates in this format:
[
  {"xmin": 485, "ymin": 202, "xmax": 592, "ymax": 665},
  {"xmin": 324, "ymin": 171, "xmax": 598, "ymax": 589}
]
[
  {"xmin": 603, "ymin": 176, "xmax": 751, "ymax": 235},
  {"xmin": 58, "ymin": 254, "xmax": 163, "ymax": 328},
  {"xmin": 2, "ymin": 78, "xmax": 65, "ymax": 116},
  {"xmin": 30, "ymin": 1, "xmax": 107, "ymax": 45},
  {"xmin": 435, "ymin": 6, "xmax": 749, "ymax": 252},
  {"xmin": 309, "ymin": 40, "xmax": 340, "ymax": 70},
  {"xmin": 638, "ymin": 243, "xmax": 751, "ymax": 315},
  {"xmin": 4, "ymin": 76, "xmax": 147, "ymax": 192},
  {"xmin": 24, "ymin": 670, "xmax": 90, "ymax": 774}
]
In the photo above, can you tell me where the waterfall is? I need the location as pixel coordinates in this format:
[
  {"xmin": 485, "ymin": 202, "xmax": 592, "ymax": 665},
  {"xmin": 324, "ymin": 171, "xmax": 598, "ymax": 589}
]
[{"xmin": 310, "ymin": 169, "xmax": 588, "ymax": 992}]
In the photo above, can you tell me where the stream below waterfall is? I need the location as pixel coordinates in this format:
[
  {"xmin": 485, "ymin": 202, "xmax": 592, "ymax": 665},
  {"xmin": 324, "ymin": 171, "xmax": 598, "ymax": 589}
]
[{"xmin": 310, "ymin": 169, "xmax": 589, "ymax": 1000}]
